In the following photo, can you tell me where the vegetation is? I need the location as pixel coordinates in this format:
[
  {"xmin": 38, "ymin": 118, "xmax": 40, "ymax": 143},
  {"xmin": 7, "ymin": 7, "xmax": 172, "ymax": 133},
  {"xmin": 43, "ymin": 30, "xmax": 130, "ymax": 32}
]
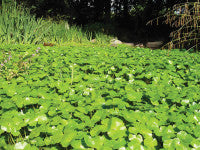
[
  {"xmin": 0, "ymin": 1, "xmax": 113, "ymax": 45},
  {"xmin": 0, "ymin": 0, "xmax": 200, "ymax": 150},
  {"xmin": 9, "ymin": 0, "xmax": 187, "ymax": 43},
  {"xmin": 148, "ymin": 1, "xmax": 200, "ymax": 52},
  {"xmin": 2, "ymin": 0, "xmax": 198, "ymax": 46},
  {"xmin": 0, "ymin": 44, "xmax": 200, "ymax": 149}
]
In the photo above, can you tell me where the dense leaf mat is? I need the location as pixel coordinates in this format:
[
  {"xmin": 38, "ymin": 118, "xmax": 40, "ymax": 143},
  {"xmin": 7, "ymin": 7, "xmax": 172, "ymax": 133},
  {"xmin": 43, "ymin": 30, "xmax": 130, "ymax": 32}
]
[{"xmin": 0, "ymin": 44, "xmax": 200, "ymax": 149}]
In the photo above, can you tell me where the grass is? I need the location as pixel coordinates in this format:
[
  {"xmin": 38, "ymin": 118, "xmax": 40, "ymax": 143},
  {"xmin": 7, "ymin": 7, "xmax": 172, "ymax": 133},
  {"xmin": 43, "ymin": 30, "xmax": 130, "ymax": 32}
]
[{"xmin": 0, "ymin": 0, "xmax": 114, "ymax": 46}]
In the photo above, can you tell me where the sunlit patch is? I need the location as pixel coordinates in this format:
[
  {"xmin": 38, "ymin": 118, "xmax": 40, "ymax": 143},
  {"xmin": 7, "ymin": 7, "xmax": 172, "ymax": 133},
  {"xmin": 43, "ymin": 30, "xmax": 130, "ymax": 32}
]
[
  {"xmin": 1, "ymin": 126, "xmax": 7, "ymax": 131},
  {"xmin": 14, "ymin": 142, "xmax": 27, "ymax": 150}
]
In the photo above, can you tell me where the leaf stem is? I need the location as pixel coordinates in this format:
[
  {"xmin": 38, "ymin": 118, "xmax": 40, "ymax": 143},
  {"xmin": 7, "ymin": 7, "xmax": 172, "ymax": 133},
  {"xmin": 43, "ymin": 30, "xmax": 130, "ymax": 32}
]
[
  {"xmin": 9, "ymin": 133, "xmax": 15, "ymax": 144},
  {"xmin": 71, "ymin": 65, "xmax": 74, "ymax": 85}
]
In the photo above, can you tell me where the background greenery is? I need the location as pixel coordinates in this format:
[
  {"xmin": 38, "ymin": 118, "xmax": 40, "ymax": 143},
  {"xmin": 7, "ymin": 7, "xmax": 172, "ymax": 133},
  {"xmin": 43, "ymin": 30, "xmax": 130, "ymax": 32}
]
[
  {"xmin": 18, "ymin": 0, "xmax": 176, "ymax": 42},
  {"xmin": 0, "ymin": 1, "xmax": 114, "ymax": 45},
  {"xmin": 1, "ymin": 0, "xmax": 199, "ymax": 50}
]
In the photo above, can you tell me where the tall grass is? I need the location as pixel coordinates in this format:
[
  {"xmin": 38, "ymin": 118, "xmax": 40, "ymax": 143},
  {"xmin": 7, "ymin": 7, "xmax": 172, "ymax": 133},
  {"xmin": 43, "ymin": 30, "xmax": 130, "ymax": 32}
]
[
  {"xmin": 0, "ymin": 0, "xmax": 112, "ymax": 45},
  {"xmin": 47, "ymin": 21, "xmax": 92, "ymax": 44},
  {"xmin": 147, "ymin": 1, "xmax": 200, "ymax": 52},
  {"xmin": 95, "ymin": 32, "xmax": 113, "ymax": 44},
  {"xmin": 84, "ymin": 22, "xmax": 115, "ymax": 44},
  {"xmin": 0, "ymin": 1, "xmax": 50, "ymax": 44}
]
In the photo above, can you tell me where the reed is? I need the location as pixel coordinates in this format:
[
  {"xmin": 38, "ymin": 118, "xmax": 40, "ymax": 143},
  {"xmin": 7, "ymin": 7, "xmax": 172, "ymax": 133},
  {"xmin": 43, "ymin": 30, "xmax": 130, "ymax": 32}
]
[
  {"xmin": 147, "ymin": 1, "xmax": 200, "ymax": 52},
  {"xmin": 0, "ymin": 0, "xmax": 111, "ymax": 45},
  {"xmin": 0, "ymin": 1, "xmax": 51, "ymax": 44}
]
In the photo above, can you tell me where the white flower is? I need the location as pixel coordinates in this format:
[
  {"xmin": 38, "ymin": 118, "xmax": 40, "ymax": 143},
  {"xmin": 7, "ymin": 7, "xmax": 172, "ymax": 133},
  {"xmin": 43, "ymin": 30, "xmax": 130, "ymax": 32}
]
[
  {"xmin": 25, "ymin": 97, "xmax": 30, "ymax": 101},
  {"xmin": 83, "ymin": 88, "xmax": 93, "ymax": 95},
  {"xmin": 35, "ymin": 115, "xmax": 47, "ymax": 122},
  {"xmin": 194, "ymin": 115, "xmax": 198, "ymax": 121},
  {"xmin": 154, "ymin": 77, "xmax": 159, "ymax": 82},
  {"xmin": 94, "ymin": 77, "xmax": 99, "ymax": 80},
  {"xmin": 182, "ymin": 100, "xmax": 189, "ymax": 104},
  {"xmin": 168, "ymin": 60, "xmax": 173, "ymax": 64},
  {"xmin": 153, "ymin": 122, "xmax": 159, "ymax": 127},
  {"xmin": 20, "ymin": 110, "xmax": 24, "ymax": 115},
  {"xmin": 168, "ymin": 80, "xmax": 171, "ymax": 84},
  {"xmin": 111, "ymin": 66, "xmax": 115, "ymax": 70},
  {"xmin": 129, "ymin": 79, "xmax": 134, "ymax": 83},
  {"xmin": 129, "ymin": 146, "xmax": 134, "ymax": 150},
  {"xmin": 69, "ymin": 89, "xmax": 75, "ymax": 95},
  {"xmin": 25, "ymin": 119, "xmax": 30, "ymax": 123},
  {"xmin": 192, "ymin": 102, "xmax": 196, "ymax": 105},
  {"xmin": 115, "ymin": 78, "xmax": 121, "ymax": 80},
  {"xmin": 193, "ymin": 144, "xmax": 200, "ymax": 148},
  {"xmin": 83, "ymin": 91, "xmax": 90, "ymax": 95},
  {"xmin": 119, "ymin": 147, "xmax": 126, "ymax": 150},
  {"xmin": 129, "ymin": 134, "xmax": 136, "ymax": 140},
  {"xmin": 14, "ymin": 142, "xmax": 27, "ymax": 150},
  {"xmin": 195, "ymin": 110, "xmax": 200, "ymax": 113},
  {"xmin": 1, "ymin": 126, "xmax": 7, "ymax": 131},
  {"xmin": 120, "ymin": 126, "xmax": 126, "ymax": 130},
  {"xmin": 80, "ymin": 145, "xmax": 85, "ymax": 149},
  {"xmin": 167, "ymin": 129, "xmax": 172, "ymax": 133},
  {"xmin": 140, "ymin": 145, "xmax": 145, "ymax": 150},
  {"xmin": 128, "ymin": 74, "xmax": 132, "ymax": 77}
]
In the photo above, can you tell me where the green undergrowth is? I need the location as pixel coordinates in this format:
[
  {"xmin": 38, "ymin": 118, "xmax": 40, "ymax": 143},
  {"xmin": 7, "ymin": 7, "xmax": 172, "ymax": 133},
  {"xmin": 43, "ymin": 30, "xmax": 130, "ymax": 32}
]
[
  {"xmin": 0, "ymin": 1, "xmax": 113, "ymax": 45},
  {"xmin": 0, "ymin": 44, "xmax": 200, "ymax": 150}
]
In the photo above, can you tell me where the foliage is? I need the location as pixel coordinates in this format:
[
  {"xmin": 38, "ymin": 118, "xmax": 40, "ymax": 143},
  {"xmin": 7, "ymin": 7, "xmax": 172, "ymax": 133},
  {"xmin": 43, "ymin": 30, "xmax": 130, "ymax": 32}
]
[
  {"xmin": 15, "ymin": 0, "xmax": 178, "ymax": 26},
  {"xmin": 148, "ymin": 1, "xmax": 200, "ymax": 52},
  {"xmin": 0, "ymin": 44, "xmax": 200, "ymax": 149},
  {"xmin": 2, "ymin": 0, "xmax": 187, "ymax": 44},
  {"xmin": 0, "ymin": 1, "xmax": 50, "ymax": 44},
  {"xmin": 0, "ymin": 0, "xmax": 112, "ymax": 45},
  {"xmin": 84, "ymin": 22, "xmax": 115, "ymax": 35}
]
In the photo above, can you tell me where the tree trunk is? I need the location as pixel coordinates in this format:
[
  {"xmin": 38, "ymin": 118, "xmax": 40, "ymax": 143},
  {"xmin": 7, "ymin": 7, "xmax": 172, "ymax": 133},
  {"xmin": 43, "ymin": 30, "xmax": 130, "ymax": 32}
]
[
  {"xmin": 122, "ymin": 0, "xmax": 129, "ymax": 18},
  {"xmin": 104, "ymin": 0, "xmax": 111, "ymax": 22},
  {"xmin": 94, "ymin": 0, "xmax": 104, "ymax": 21}
]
